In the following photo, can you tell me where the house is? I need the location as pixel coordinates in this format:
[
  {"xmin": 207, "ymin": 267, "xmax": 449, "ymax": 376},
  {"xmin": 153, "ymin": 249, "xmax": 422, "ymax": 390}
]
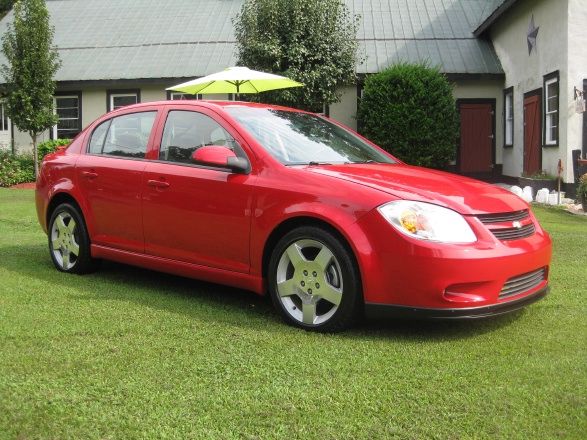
[{"xmin": 0, "ymin": 0, "xmax": 584, "ymax": 193}]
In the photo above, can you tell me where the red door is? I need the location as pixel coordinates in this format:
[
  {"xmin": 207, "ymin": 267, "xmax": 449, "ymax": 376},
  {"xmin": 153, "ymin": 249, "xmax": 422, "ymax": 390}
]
[
  {"xmin": 523, "ymin": 94, "xmax": 541, "ymax": 175},
  {"xmin": 459, "ymin": 102, "xmax": 494, "ymax": 173},
  {"xmin": 76, "ymin": 109, "xmax": 158, "ymax": 254},
  {"xmin": 142, "ymin": 108, "xmax": 254, "ymax": 273},
  {"xmin": 76, "ymin": 155, "xmax": 146, "ymax": 253}
]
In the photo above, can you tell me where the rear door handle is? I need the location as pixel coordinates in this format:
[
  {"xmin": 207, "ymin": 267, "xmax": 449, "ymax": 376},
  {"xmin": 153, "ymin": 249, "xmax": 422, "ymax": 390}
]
[
  {"xmin": 81, "ymin": 171, "xmax": 98, "ymax": 179},
  {"xmin": 148, "ymin": 179, "xmax": 170, "ymax": 189}
]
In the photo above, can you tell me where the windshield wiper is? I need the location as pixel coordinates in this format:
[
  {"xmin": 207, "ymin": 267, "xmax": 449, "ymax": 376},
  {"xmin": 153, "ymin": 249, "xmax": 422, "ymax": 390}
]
[
  {"xmin": 343, "ymin": 160, "xmax": 379, "ymax": 164},
  {"xmin": 307, "ymin": 161, "xmax": 332, "ymax": 166}
]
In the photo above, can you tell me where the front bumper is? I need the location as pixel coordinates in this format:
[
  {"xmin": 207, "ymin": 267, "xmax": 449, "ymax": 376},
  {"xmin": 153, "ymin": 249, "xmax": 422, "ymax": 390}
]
[
  {"xmin": 352, "ymin": 207, "xmax": 552, "ymax": 309},
  {"xmin": 365, "ymin": 285, "xmax": 548, "ymax": 320}
]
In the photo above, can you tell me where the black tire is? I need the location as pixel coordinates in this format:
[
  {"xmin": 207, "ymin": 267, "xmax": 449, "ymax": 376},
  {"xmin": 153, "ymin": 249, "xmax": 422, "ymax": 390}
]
[
  {"xmin": 268, "ymin": 226, "xmax": 361, "ymax": 332},
  {"xmin": 48, "ymin": 203, "xmax": 100, "ymax": 274}
]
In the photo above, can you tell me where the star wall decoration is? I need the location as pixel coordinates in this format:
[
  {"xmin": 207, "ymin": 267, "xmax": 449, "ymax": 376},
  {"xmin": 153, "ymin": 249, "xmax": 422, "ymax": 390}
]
[{"xmin": 527, "ymin": 15, "xmax": 539, "ymax": 55}]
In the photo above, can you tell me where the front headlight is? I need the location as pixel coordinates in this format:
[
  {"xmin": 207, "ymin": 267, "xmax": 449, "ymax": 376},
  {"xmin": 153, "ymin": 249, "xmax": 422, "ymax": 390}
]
[{"xmin": 377, "ymin": 201, "xmax": 477, "ymax": 244}]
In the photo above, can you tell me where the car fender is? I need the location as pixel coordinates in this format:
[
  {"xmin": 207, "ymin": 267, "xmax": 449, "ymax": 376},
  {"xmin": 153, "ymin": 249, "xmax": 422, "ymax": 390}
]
[{"xmin": 250, "ymin": 199, "xmax": 379, "ymax": 296}]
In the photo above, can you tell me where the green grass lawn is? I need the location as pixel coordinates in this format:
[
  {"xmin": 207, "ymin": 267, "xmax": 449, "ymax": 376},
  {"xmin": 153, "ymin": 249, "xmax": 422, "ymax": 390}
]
[{"xmin": 0, "ymin": 189, "xmax": 586, "ymax": 439}]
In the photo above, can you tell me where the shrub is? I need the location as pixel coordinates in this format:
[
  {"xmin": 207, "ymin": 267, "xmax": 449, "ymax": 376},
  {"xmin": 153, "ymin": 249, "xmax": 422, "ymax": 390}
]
[
  {"xmin": 357, "ymin": 63, "xmax": 459, "ymax": 169},
  {"xmin": 578, "ymin": 173, "xmax": 587, "ymax": 200},
  {"xmin": 0, "ymin": 139, "xmax": 70, "ymax": 187},
  {"xmin": 37, "ymin": 138, "xmax": 70, "ymax": 161},
  {"xmin": 0, "ymin": 151, "xmax": 34, "ymax": 187}
]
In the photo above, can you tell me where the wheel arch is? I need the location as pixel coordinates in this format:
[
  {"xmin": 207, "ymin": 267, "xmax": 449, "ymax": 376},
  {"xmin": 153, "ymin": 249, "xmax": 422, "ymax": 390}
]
[
  {"xmin": 261, "ymin": 216, "xmax": 364, "ymax": 296},
  {"xmin": 46, "ymin": 192, "xmax": 85, "ymax": 229}
]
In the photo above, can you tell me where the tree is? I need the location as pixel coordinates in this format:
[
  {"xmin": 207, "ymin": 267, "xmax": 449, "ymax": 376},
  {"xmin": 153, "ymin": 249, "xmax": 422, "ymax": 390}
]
[
  {"xmin": 234, "ymin": 0, "xmax": 359, "ymax": 112},
  {"xmin": 0, "ymin": 1, "xmax": 15, "ymax": 18},
  {"xmin": 357, "ymin": 63, "xmax": 459, "ymax": 169},
  {"xmin": 1, "ymin": 0, "xmax": 60, "ymax": 176}
]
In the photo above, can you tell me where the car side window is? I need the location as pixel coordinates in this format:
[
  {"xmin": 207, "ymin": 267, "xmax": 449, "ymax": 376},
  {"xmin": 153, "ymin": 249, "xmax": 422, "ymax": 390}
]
[
  {"xmin": 88, "ymin": 119, "xmax": 111, "ymax": 154},
  {"xmin": 159, "ymin": 110, "xmax": 239, "ymax": 164},
  {"xmin": 99, "ymin": 111, "xmax": 157, "ymax": 158}
]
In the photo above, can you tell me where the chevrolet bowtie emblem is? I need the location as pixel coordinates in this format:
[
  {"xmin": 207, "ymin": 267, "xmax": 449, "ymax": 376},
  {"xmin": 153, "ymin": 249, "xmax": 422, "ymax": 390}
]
[{"xmin": 512, "ymin": 221, "xmax": 522, "ymax": 229}]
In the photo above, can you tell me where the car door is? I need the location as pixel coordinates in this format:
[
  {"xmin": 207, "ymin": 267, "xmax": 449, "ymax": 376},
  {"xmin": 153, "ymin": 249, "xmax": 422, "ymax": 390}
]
[
  {"xmin": 76, "ymin": 109, "xmax": 158, "ymax": 253},
  {"xmin": 142, "ymin": 107, "xmax": 255, "ymax": 273}
]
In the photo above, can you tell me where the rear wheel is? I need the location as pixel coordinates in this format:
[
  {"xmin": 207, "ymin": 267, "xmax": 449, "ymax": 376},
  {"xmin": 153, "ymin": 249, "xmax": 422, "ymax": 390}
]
[
  {"xmin": 48, "ymin": 203, "xmax": 99, "ymax": 274},
  {"xmin": 268, "ymin": 226, "xmax": 361, "ymax": 332}
]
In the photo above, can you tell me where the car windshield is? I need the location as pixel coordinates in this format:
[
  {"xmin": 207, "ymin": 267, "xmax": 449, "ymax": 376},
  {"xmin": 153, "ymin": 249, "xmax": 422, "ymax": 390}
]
[{"xmin": 225, "ymin": 107, "xmax": 396, "ymax": 165}]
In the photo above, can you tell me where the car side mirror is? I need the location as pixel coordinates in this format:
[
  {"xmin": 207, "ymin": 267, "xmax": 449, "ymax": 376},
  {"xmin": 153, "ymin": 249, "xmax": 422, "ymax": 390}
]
[{"xmin": 191, "ymin": 146, "xmax": 249, "ymax": 173}]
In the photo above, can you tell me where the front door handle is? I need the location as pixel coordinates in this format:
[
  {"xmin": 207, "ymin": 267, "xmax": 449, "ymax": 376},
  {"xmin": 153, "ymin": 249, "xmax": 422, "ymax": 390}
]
[
  {"xmin": 148, "ymin": 179, "xmax": 170, "ymax": 189},
  {"xmin": 81, "ymin": 170, "xmax": 98, "ymax": 179}
]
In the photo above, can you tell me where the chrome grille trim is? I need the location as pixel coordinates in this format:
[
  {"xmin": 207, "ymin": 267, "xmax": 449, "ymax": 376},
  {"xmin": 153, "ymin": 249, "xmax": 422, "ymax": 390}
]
[
  {"xmin": 477, "ymin": 210, "xmax": 529, "ymax": 224},
  {"xmin": 500, "ymin": 268, "xmax": 546, "ymax": 299},
  {"xmin": 491, "ymin": 223, "xmax": 535, "ymax": 241},
  {"xmin": 475, "ymin": 210, "xmax": 535, "ymax": 241}
]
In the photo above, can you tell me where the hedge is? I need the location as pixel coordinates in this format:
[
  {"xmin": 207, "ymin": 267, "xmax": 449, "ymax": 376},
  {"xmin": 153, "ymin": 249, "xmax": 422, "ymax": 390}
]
[
  {"xmin": 0, "ymin": 138, "xmax": 71, "ymax": 187},
  {"xmin": 357, "ymin": 63, "xmax": 458, "ymax": 169}
]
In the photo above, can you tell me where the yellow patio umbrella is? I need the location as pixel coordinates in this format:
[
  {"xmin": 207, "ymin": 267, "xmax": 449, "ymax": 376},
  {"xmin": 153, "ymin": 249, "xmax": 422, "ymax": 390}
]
[{"xmin": 166, "ymin": 66, "xmax": 304, "ymax": 95}]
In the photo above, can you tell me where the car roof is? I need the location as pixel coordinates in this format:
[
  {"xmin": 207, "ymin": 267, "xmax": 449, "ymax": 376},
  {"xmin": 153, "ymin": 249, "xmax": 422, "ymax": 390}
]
[{"xmin": 107, "ymin": 100, "xmax": 310, "ymax": 116}]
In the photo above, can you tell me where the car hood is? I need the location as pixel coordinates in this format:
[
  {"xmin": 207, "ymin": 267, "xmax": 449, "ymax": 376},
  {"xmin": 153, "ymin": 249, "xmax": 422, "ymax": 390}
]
[{"xmin": 304, "ymin": 164, "xmax": 527, "ymax": 215}]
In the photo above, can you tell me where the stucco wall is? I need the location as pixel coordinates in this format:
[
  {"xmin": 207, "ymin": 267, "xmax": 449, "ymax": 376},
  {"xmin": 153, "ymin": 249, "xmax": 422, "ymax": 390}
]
[
  {"xmin": 329, "ymin": 86, "xmax": 358, "ymax": 130},
  {"xmin": 12, "ymin": 124, "xmax": 51, "ymax": 152},
  {"xmin": 567, "ymin": 0, "xmax": 587, "ymax": 175},
  {"xmin": 490, "ymin": 0, "xmax": 570, "ymax": 181}
]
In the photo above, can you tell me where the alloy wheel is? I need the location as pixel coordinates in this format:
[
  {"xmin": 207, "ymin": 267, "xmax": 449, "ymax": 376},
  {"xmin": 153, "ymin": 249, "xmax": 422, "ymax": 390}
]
[
  {"xmin": 275, "ymin": 239, "xmax": 344, "ymax": 326},
  {"xmin": 50, "ymin": 211, "xmax": 80, "ymax": 270}
]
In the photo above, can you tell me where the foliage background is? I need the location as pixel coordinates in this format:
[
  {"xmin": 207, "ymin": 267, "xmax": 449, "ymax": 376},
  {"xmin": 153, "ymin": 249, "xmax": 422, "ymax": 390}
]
[
  {"xmin": 234, "ymin": 0, "xmax": 359, "ymax": 112},
  {"xmin": 0, "ymin": 138, "xmax": 70, "ymax": 187},
  {"xmin": 1, "ymin": 0, "xmax": 60, "ymax": 176},
  {"xmin": 0, "ymin": 0, "xmax": 14, "ymax": 18}
]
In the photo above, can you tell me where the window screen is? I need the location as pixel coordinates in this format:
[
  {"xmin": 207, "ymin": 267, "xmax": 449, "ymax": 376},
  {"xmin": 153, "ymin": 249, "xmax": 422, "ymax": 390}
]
[
  {"xmin": 545, "ymin": 79, "xmax": 558, "ymax": 144},
  {"xmin": 54, "ymin": 95, "xmax": 81, "ymax": 139},
  {"xmin": 109, "ymin": 93, "xmax": 139, "ymax": 111},
  {"xmin": 169, "ymin": 92, "xmax": 201, "ymax": 100},
  {"xmin": 505, "ymin": 90, "xmax": 513, "ymax": 146}
]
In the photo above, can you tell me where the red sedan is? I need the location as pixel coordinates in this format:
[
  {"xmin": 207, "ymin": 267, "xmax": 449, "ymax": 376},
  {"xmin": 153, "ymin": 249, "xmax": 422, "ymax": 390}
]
[{"xmin": 36, "ymin": 101, "xmax": 551, "ymax": 331}]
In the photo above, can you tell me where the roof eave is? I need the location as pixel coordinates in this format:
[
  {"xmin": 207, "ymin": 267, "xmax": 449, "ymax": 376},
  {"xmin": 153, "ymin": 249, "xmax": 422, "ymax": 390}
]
[{"xmin": 473, "ymin": 0, "xmax": 519, "ymax": 37}]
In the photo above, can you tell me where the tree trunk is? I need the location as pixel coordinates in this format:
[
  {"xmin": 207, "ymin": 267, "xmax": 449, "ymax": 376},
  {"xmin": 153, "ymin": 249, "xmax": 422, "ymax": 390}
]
[{"xmin": 31, "ymin": 133, "xmax": 39, "ymax": 178}]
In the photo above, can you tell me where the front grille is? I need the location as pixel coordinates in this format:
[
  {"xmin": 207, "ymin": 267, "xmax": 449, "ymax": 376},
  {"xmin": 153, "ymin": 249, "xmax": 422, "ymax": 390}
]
[
  {"xmin": 491, "ymin": 223, "xmax": 536, "ymax": 240},
  {"xmin": 499, "ymin": 268, "xmax": 546, "ymax": 299},
  {"xmin": 477, "ymin": 209, "xmax": 529, "ymax": 224},
  {"xmin": 476, "ymin": 209, "xmax": 536, "ymax": 241}
]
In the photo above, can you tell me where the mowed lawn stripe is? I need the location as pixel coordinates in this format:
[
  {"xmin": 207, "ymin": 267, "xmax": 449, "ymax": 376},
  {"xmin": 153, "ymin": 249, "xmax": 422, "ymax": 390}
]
[{"xmin": 0, "ymin": 189, "xmax": 585, "ymax": 439}]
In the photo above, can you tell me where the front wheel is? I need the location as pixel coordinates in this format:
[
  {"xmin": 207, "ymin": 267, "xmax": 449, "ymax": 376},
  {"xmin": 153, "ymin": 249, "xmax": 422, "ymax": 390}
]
[
  {"xmin": 48, "ymin": 203, "xmax": 99, "ymax": 274},
  {"xmin": 268, "ymin": 226, "xmax": 361, "ymax": 332}
]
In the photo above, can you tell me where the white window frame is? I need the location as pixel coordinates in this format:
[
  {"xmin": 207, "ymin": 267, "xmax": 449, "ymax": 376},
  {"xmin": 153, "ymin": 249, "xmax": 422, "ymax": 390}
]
[
  {"xmin": 110, "ymin": 92, "xmax": 139, "ymax": 111},
  {"xmin": 504, "ymin": 90, "xmax": 513, "ymax": 146},
  {"xmin": 52, "ymin": 94, "xmax": 81, "ymax": 139},
  {"xmin": 169, "ymin": 92, "xmax": 202, "ymax": 100},
  {"xmin": 544, "ymin": 77, "xmax": 558, "ymax": 145},
  {"xmin": 0, "ymin": 102, "xmax": 10, "ymax": 132}
]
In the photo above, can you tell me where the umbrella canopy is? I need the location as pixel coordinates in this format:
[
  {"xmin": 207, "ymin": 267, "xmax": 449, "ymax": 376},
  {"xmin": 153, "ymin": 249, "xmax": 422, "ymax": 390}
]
[{"xmin": 166, "ymin": 66, "xmax": 304, "ymax": 95}]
